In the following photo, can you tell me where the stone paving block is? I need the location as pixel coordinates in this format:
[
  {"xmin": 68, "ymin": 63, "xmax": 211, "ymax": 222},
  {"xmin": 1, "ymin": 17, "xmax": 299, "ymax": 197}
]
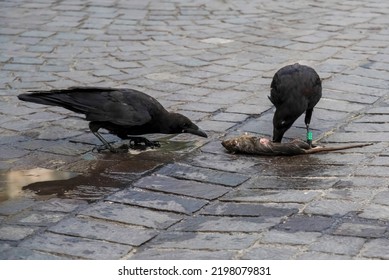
[
  {"xmin": 326, "ymin": 81, "xmax": 384, "ymax": 97},
  {"xmin": 0, "ymin": 247, "xmax": 64, "ymax": 260},
  {"xmin": 55, "ymin": 71, "xmax": 104, "ymax": 84},
  {"xmin": 324, "ymin": 188, "xmax": 375, "ymax": 203},
  {"xmin": 256, "ymin": 162, "xmax": 354, "ymax": 178},
  {"xmin": 0, "ymin": 242, "xmax": 13, "ymax": 253},
  {"xmin": 333, "ymin": 176, "xmax": 388, "ymax": 189},
  {"xmin": 317, "ymin": 98, "xmax": 366, "ymax": 112},
  {"xmin": 304, "ymin": 199, "xmax": 362, "ymax": 216},
  {"xmin": 201, "ymin": 202, "xmax": 298, "ymax": 217},
  {"xmin": 354, "ymin": 166, "xmax": 389, "ymax": 177},
  {"xmin": 8, "ymin": 211, "xmax": 67, "ymax": 226},
  {"xmin": 358, "ymin": 204, "xmax": 389, "ymax": 220},
  {"xmin": 309, "ymin": 235, "xmax": 365, "ymax": 255},
  {"xmin": 20, "ymin": 30, "xmax": 55, "ymax": 38},
  {"xmin": 195, "ymin": 120, "xmax": 236, "ymax": 132},
  {"xmin": 347, "ymin": 67, "xmax": 389, "ymax": 81},
  {"xmin": 201, "ymin": 90, "xmax": 251, "ymax": 105},
  {"xmin": 199, "ymin": 80, "xmax": 236, "ymax": 90},
  {"xmin": 35, "ymin": 126, "xmax": 84, "ymax": 140},
  {"xmin": 0, "ymin": 198, "xmax": 35, "ymax": 216},
  {"xmin": 150, "ymin": 232, "xmax": 259, "ymax": 250},
  {"xmin": 366, "ymin": 107, "xmax": 389, "ymax": 115},
  {"xmin": 28, "ymin": 45, "xmax": 55, "ymax": 53},
  {"xmin": 221, "ymin": 189, "xmax": 321, "ymax": 203},
  {"xmin": 176, "ymin": 102, "xmax": 221, "ymax": 113},
  {"xmin": 32, "ymin": 198, "xmax": 87, "ymax": 213},
  {"xmin": 26, "ymin": 111, "xmax": 66, "ymax": 122},
  {"xmin": 334, "ymin": 222, "xmax": 387, "ymax": 238},
  {"xmin": 245, "ymin": 176, "xmax": 338, "ymax": 190},
  {"xmin": 189, "ymin": 152, "xmax": 259, "ymax": 173},
  {"xmin": 212, "ymin": 112, "xmax": 249, "ymax": 122},
  {"xmin": 220, "ymin": 73, "xmax": 252, "ymax": 83},
  {"xmin": 260, "ymin": 230, "xmax": 321, "ymax": 245},
  {"xmin": 164, "ymin": 92, "xmax": 202, "ymax": 102},
  {"xmin": 157, "ymin": 163, "xmax": 250, "ymax": 187},
  {"xmin": 134, "ymin": 175, "xmax": 229, "ymax": 200},
  {"xmin": 359, "ymin": 110, "xmax": 389, "ymax": 125},
  {"xmin": 175, "ymin": 110, "xmax": 208, "ymax": 121},
  {"xmin": 41, "ymin": 141, "xmax": 93, "ymax": 157},
  {"xmin": 106, "ymin": 188, "xmax": 207, "ymax": 215},
  {"xmin": 241, "ymin": 245, "xmax": 300, "ymax": 260},
  {"xmin": 226, "ymin": 103, "xmax": 270, "ymax": 115},
  {"xmin": 308, "ymin": 151, "xmax": 369, "ymax": 165},
  {"xmin": 315, "ymin": 108, "xmax": 349, "ymax": 123},
  {"xmin": 361, "ymin": 238, "xmax": 389, "ymax": 259},
  {"xmin": 0, "ymin": 224, "xmax": 38, "ymax": 241},
  {"xmin": 325, "ymin": 89, "xmax": 379, "ymax": 105},
  {"xmin": 173, "ymin": 216, "xmax": 281, "ymax": 232},
  {"xmin": 53, "ymin": 32, "xmax": 89, "ymax": 41},
  {"xmin": 276, "ymin": 215, "xmax": 335, "ymax": 232},
  {"xmin": 129, "ymin": 248, "xmax": 235, "ymax": 260},
  {"xmin": 20, "ymin": 232, "xmax": 132, "ymax": 259},
  {"xmin": 296, "ymin": 251, "xmax": 351, "ymax": 260},
  {"xmin": 368, "ymin": 154, "xmax": 389, "ymax": 166},
  {"xmin": 49, "ymin": 216, "xmax": 158, "ymax": 246},
  {"xmin": 0, "ymin": 146, "xmax": 31, "ymax": 159},
  {"xmin": 372, "ymin": 190, "xmax": 389, "ymax": 206},
  {"xmin": 80, "ymin": 201, "xmax": 182, "ymax": 229},
  {"xmin": 11, "ymin": 56, "xmax": 45, "ymax": 65},
  {"xmin": 339, "ymin": 74, "xmax": 389, "ymax": 90},
  {"xmin": 200, "ymin": 140, "xmax": 229, "ymax": 155}
]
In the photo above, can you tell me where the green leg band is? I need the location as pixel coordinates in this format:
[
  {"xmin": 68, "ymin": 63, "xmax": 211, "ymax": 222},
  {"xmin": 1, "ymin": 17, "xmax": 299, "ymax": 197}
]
[{"xmin": 307, "ymin": 131, "xmax": 313, "ymax": 141}]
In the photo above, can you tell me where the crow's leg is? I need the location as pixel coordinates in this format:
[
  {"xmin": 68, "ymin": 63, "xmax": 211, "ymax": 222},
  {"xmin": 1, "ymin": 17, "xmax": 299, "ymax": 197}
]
[
  {"xmin": 89, "ymin": 122, "xmax": 126, "ymax": 153},
  {"xmin": 305, "ymin": 109, "xmax": 313, "ymax": 147},
  {"xmin": 91, "ymin": 131, "xmax": 120, "ymax": 153},
  {"xmin": 128, "ymin": 137, "xmax": 160, "ymax": 149}
]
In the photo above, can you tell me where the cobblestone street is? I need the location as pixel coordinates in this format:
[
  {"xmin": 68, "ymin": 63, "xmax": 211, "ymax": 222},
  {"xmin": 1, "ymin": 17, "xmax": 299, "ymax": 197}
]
[{"xmin": 1, "ymin": 0, "xmax": 389, "ymax": 259}]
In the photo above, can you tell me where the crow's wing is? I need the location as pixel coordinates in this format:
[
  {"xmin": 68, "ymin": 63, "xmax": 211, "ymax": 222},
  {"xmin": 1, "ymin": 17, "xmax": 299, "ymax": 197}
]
[
  {"xmin": 268, "ymin": 64, "xmax": 321, "ymax": 108},
  {"xmin": 19, "ymin": 87, "xmax": 161, "ymax": 126}
]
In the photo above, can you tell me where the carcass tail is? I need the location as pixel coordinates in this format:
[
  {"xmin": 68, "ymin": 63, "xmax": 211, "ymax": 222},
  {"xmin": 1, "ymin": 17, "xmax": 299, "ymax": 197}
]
[{"xmin": 305, "ymin": 142, "xmax": 373, "ymax": 154}]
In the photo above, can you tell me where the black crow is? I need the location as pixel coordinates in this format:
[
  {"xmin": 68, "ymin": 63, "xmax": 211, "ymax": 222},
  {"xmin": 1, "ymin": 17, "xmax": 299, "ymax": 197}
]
[
  {"xmin": 268, "ymin": 63, "xmax": 322, "ymax": 146},
  {"xmin": 18, "ymin": 87, "xmax": 207, "ymax": 152}
]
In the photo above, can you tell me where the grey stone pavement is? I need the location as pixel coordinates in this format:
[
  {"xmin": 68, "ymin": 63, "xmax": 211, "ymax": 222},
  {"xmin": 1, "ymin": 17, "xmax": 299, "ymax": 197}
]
[{"xmin": 1, "ymin": 0, "xmax": 389, "ymax": 260}]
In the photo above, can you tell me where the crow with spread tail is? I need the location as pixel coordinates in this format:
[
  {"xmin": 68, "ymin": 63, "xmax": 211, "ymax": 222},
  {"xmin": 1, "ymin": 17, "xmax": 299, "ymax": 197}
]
[
  {"xmin": 18, "ymin": 87, "xmax": 207, "ymax": 152},
  {"xmin": 268, "ymin": 63, "xmax": 322, "ymax": 146}
]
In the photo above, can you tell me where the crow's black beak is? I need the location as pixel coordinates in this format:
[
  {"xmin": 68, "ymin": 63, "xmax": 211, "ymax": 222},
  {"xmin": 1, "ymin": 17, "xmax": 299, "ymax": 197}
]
[{"xmin": 184, "ymin": 128, "xmax": 208, "ymax": 138}]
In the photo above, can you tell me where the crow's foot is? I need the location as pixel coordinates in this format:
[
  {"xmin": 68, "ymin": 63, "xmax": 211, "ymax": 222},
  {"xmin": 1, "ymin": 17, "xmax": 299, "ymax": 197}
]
[
  {"xmin": 93, "ymin": 144, "xmax": 129, "ymax": 153},
  {"xmin": 128, "ymin": 137, "xmax": 160, "ymax": 150}
]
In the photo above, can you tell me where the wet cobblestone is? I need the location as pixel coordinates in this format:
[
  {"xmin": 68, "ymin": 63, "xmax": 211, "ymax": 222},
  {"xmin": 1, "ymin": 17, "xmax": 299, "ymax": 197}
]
[
  {"xmin": 49, "ymin": 217, "xmax": 158, "ymax": 246},
  {"xmin": 1, "ymin": 0, "xmax": 389, "ymax": 259}
]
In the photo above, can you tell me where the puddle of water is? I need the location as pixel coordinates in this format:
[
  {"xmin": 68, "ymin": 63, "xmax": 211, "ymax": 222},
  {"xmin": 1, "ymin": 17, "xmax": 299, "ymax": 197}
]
[
  {"xmin": 156, "ymin": 139, "xmax": 203, "ymax": 153},
  {"xmin": 0, "ymin": 139, "xmax": 202, "ymax": 203},
  {"xmin": 0, "ymin": 168, "xmax": 79, "ymax": 202},
  {"xmin": 21, "ymin": 173, "xmax": 126, "ymax": 202}
]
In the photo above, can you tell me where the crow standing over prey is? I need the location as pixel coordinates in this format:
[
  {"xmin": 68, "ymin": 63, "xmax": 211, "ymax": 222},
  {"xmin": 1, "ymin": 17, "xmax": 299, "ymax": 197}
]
[
  {"xmin": 268, "ymin": 63, "xmax": 322, "ymax": 146},
  {"xmin": 18, "ymin": 87, "xmax": 207, "ymax": 152}
]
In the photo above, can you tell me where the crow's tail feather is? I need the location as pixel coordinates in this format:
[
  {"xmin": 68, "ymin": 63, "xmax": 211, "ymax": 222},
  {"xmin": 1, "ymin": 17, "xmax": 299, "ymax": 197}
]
[{"xmin": 17, "ymin": 88, "xmax": 106, "ymax": 115}]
